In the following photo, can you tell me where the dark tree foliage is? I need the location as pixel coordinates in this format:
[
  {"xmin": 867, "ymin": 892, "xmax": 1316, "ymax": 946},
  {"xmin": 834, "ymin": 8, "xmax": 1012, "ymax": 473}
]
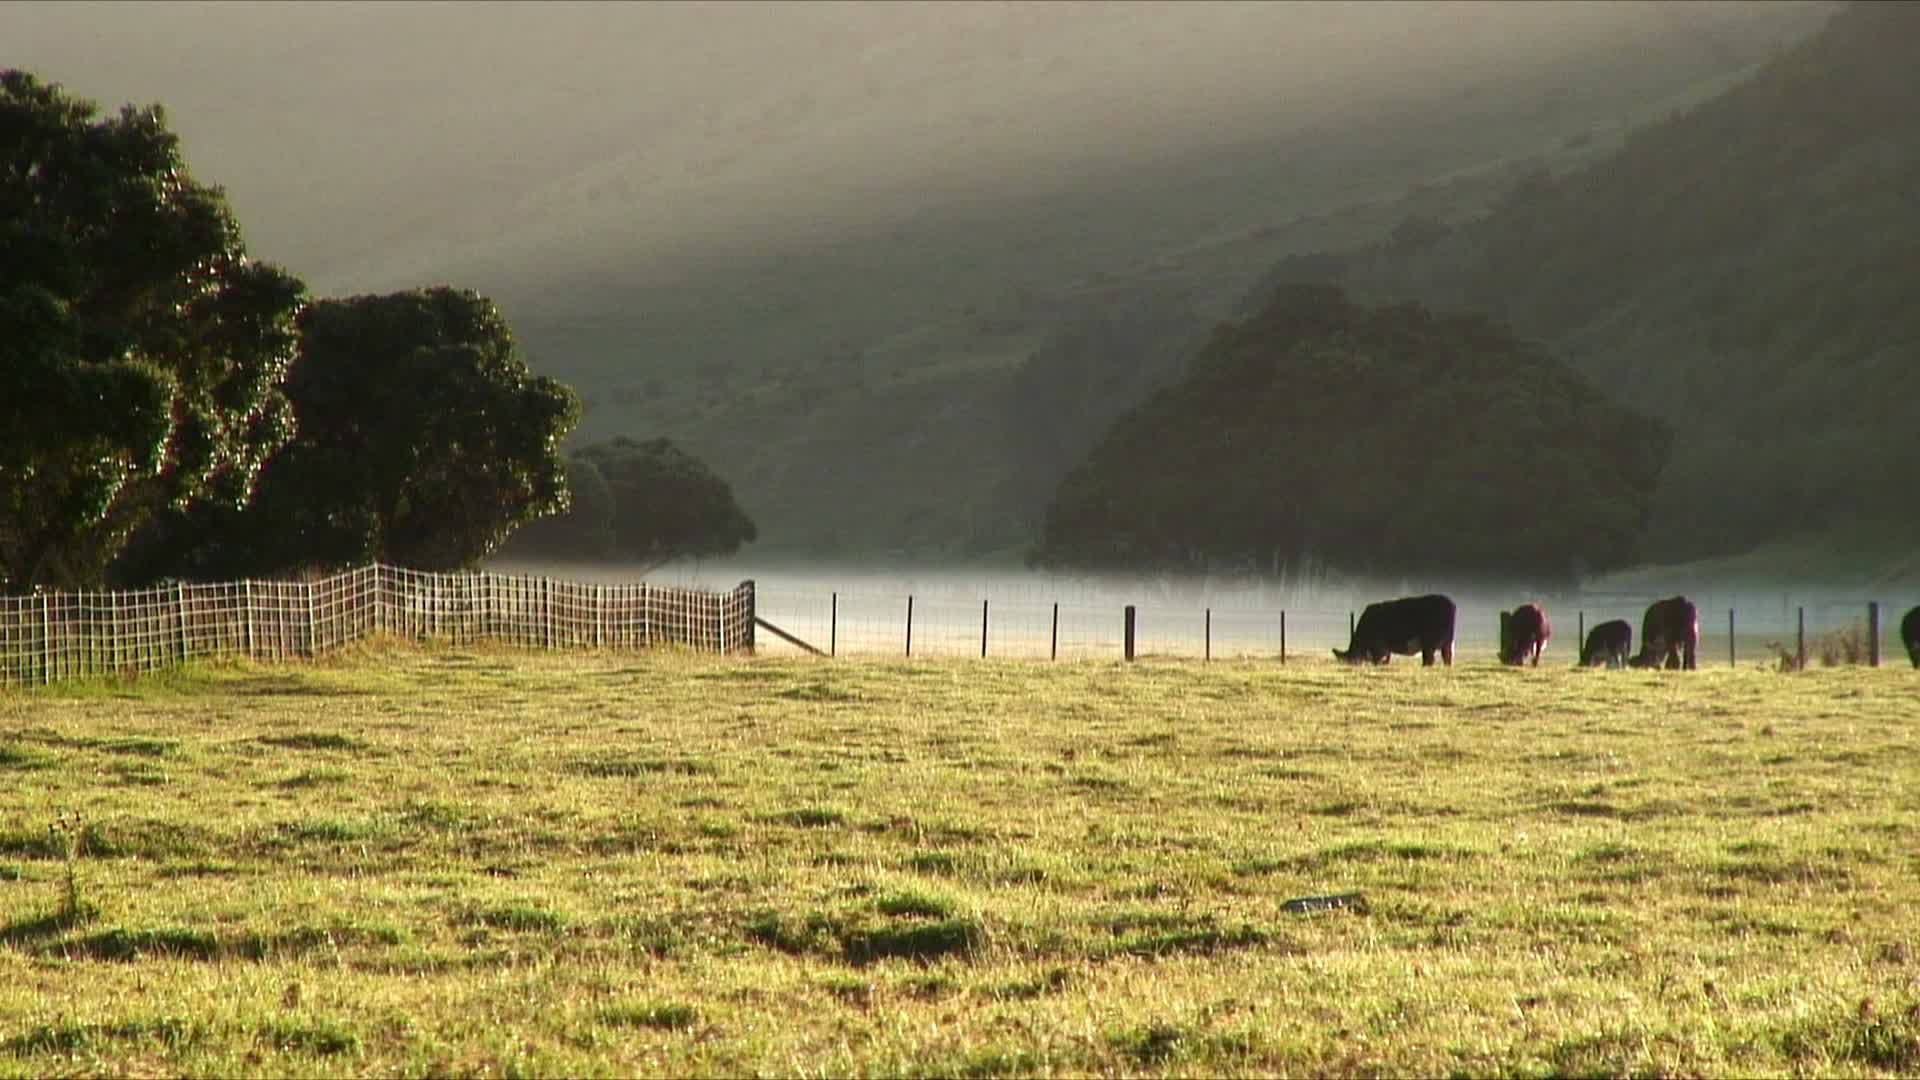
[
  {"xmin": 0, "ymin": 70, "xmax": 305, "ymax": 592},
  {"xmin": 120, "ymin": 288, "xmax": 581, "ymax": 579},
  {"xmin": 498, "ymin": 455, "xmax": 616, "ymax": 561},
  {"xmin": 1240, "ymin": 2, "xmax": 1920, "ymax": 561},
  {"xmin": 1031, "ymin": 284, "xmax": 1670, "ymax": 582},
  {"xmin": 555, "ymin": 437, "xmax": 757, "ymax": 572}
]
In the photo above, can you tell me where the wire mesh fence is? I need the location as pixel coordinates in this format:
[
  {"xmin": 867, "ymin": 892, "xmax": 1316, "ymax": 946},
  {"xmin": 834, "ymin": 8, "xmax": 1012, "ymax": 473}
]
[
  {"xmin": 4, "ymin": 566, "xmax": 1910, "ymax": 686},
  {"xmin": 748, "ymin": 585, "xmax": 1915, "ymax": 669},
  {"xmin": 1, "ymin": 565, "xmax": 755, "ymax": 687}
]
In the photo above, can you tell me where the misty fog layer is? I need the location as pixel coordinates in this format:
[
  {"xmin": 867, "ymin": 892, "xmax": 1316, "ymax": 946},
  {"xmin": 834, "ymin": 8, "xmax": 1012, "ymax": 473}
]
[{"xmin": 2, "ymin": 1, "xmax": 1826, "ymax": 297}]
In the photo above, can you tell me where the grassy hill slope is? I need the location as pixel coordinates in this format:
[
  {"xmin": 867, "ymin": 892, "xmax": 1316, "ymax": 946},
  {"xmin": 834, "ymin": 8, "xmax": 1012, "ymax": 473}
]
[
  {"xmin": 1252, "ymin": 1, "xmax": 1918, "ymax": 564},
  {"xmin": 494, "ymin": 4, "xmax": 1826, "ymax": 559}
]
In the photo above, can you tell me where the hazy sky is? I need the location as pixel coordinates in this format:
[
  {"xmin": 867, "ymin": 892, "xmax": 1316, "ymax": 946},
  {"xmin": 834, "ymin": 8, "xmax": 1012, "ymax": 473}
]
[{"xmin": 5, "ymin": 1, "xmax": 1820, "ymax": 296}]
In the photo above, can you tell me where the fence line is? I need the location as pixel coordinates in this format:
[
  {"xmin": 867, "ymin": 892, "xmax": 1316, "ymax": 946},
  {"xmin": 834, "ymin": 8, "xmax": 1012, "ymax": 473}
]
[
  {"xmin": 1, "ymin": 564, "xmax": 755, "ymax": 687},
  {"xmin": 749, "ymin": 588, "xmax": 1911, "ymax": 667},
  {"xmin": 6, "ymin": 571, "xmax": 1908, "ymax": 684}
]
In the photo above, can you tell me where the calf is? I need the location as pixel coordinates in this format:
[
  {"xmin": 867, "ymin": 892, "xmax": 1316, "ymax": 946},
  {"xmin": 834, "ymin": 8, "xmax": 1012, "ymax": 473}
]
[
  {"xmin": 1499, "ymin": 604, "xmax": 1552, "ymax": 666},
  {"xmin": 1578, "ymin": 619, "xmax": 1633, "ymax": 668},
  {"xmin": 1334, "ymin": 594, "xmax": 1456, "ymax": 667},
  {"xmin": 1902, "ymin": 604, "xmax": 1919, "ymax": 668},
  {"xmin": 1629, "ymin": 596, "xmax": 1699, "ymax": 670}
]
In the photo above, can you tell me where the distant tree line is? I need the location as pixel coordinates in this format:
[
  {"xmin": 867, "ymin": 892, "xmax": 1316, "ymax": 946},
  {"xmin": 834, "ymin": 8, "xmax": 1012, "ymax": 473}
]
[{"xmin": 0, "ymin": 70, "xmax": 754, "ymax": 593}]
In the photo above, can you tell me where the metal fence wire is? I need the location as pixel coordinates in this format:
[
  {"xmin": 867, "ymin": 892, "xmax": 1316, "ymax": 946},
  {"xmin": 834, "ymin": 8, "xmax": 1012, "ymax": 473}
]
[{"xmin": 1, "ymin": 564, "xmax": 755, "ymax": 687}]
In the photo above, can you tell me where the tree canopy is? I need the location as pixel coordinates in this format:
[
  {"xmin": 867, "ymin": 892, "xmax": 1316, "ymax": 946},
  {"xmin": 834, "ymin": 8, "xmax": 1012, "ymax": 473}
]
[
  {"xmin": 507, "ymin": 437, "xmax": 756, "ymax": 572},
  {"xmin": 0, "ymin": 70, "xmax": 305, "ymax": 592},
  {"xmin": 119, "ymin": 288, "xmax": 582, "ymax": 580},
  {"xmin": 1032, "ymin": 284, "xmax": 1670, "ymax": 583}
]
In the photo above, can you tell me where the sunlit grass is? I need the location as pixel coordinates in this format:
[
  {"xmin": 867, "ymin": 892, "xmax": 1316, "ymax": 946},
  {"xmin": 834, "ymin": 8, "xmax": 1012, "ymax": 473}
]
[{"xmin": 2, "ymin": 642, "xmax": 1917, "ymax": 1076}]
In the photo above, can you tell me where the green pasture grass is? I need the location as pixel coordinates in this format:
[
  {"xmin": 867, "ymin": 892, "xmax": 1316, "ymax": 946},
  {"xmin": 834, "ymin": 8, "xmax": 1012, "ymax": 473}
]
[{"xmin": 2, "ymin": 642, "xmax": 1917, "ymax": 1076}]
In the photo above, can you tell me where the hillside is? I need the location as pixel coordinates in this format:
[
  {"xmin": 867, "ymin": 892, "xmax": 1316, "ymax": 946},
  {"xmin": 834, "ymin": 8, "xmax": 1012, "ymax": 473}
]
[
  {"xmin": 502, "ymin": 3, "xmax": 1827, "ymax": 560},
  {"xmin": 1247, "ymin": 1, "xmax": 1918, "ymax": 564},
  {"xmin": 1, "ymin": 1, "xmax": 1835, "ymax": 562}
]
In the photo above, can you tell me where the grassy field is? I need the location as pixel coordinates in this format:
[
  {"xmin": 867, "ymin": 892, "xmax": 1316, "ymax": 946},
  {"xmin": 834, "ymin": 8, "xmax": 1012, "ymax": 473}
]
[{"xmin": 2, "ymin": 643, "xmax": 1917, "ymax": 1077}]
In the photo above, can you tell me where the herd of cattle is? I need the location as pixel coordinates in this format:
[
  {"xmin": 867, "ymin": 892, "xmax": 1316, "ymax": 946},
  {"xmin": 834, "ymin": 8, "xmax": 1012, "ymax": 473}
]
[{"xmin": 1333, "ymin": 594, "xmax": 1920, "ymax": 669}]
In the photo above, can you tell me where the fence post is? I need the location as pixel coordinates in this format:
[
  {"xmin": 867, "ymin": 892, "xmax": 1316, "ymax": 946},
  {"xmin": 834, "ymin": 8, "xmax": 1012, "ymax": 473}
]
[
  {"xmin": 41, "ymin": 594, "xmax": 52, "ymax": 685},
  {"xmin": 308, "ymin": 582, "xmax": 318, "ymax": 657},
  {"xmin": 1867, "ymin": 601, "xmax": 1879, "ymax": 667},
  {"xmin": 1205, "ymin": 608, "xmax": 1211, "ymax": 662},
  {"xmin": 594, "ymin": 585, "xmax": 603, "ymax": 649},
  {"xmin": 981, "ymin": 599, "xmax": 989, "ymax": 659},
  {"xmin": 905, "ymin": 595, "xmax": 914, "ymax": 658},
  {"xmin": 1728, "ymin": 608, "xmax": 1735, "ymax": 669},
  {"xmin": 543, "ymin": 578, "xmax": 554, "ymax": 650},
  {"xmin": 1124, "ymin": 605, "xmax": 1136, "ymax": 662},
  {"xmin": 1349, "ymin": 611, "xmax": 1355, "ymax": 640},
  {"xmin": 1280, "ymin": 610, "xmax": 1286, "ymax": 666},
  {"xmin": 1050, "ymin": 602, "xmax": 1058, "ymax": 661},
  {"xmin": 245, "ymin": 581, "xmax": 255, "ymax": 659},
  {"xmin": 744, "ymin": 580, "xmax": 756, "ymax": 656},
  {"xmin": 1796, "ymin": 606, "xmax": 1805, "ymax": 670},
  {"xmin": 177, "ymin": 583, "xmax": 189, "ymax": 664},
  {"xmin": 1578, "ymin": 611, "xmax": 1585, "ymax": 656},
  {"xmin": 830, "ymin": 592, "xmax": 838, "ymax": 657},
  {"xmin": 110, "ymin": 589, "xmax": 120, "ymax": 672}
]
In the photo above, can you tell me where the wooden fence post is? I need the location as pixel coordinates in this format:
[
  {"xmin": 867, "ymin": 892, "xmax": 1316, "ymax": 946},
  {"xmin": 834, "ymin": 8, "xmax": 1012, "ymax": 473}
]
[
  {"xmin": 830, "ymin": 592, "xmax": 838, "ymax": 658},
  {"xmin": 981, "ymin": 599, "xmax": 989, "ymax": 658},
  {"xmin": 177, "ymin": 583, "xmax": 189, "ymax": 664},
  {"xmin": 1124, "ymin": 605, "xmax": 1136, "ymax": 662},
  {"xmin": 1578, "ymin": 611, "xmax": 1585, "ymax": 656},
  {"xmin": 594, "ymin": 585, "xmax": 603, "ymax": 649},
  {"xmin": 1728, "ymin": 608, "xmax": 1735, "ymax": 669},
  {"xmin": 543, "ymin": 578, "xmax": 553, "ymax": 650},
  {"xmin": 1280, "ymin": 610, "xmax": 1286, "ymax": 666},
  {"xmin": 244, "ymin": 581, "xmax": 255, "ymax": 659},
  {"xmin": 41, "ymin": 594, "xmax": 52, "ymax": 685},
  {"xmin": 1867, "ymin": 601, "xmax": 1879, "ymax": 667},
  {"xmin": 744, "ymin": 580, "xmax": 756, "ymax": 656},
  {"xmin": 1051, "ymin": 602, "xmax": 1059, "ymax": 661},
  {"xmin": 1796, "ymin": 606, "xmax": 1805, "ymax": 670},
  {"xmin": 308, "ymin": 582, "xmax": 318, "ymax": 657},
  {"xmin": 905, "ymin": 595, "xmax": 914, "ymax": 658},
  {"xmin": 1205, "ymin": 608, "xmax": 1211, "ymax": 662}
]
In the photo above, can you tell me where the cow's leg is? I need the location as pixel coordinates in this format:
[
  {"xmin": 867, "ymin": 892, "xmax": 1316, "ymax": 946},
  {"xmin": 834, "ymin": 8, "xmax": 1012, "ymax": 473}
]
[
  {"xmin": 1421, "ymin": 647, "xmax": 1435, "ymax": 667},
  {"xmin": 1442, "ymin": 640, "xmax": 1454, "ymax": 666},
  {"xmin": 1684, "ymin": 638, "xmax": 1697, "ymax": 671}
]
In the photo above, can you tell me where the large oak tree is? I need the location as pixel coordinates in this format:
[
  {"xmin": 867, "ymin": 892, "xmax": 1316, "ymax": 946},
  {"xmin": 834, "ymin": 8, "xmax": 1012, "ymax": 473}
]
[
  {"xmin": 0, "ymin": 70, "xmax": 305, "ymax": 592},
  {"xmin": 124, "ymin": 288, "xmax": 582, "ymax": 579}
]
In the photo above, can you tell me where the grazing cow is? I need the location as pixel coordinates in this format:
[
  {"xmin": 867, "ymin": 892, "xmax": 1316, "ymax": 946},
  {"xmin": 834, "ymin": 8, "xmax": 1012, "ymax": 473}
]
[
  {"xmin": 1629, "ymin": 596, "xmax": 1699, "ymax": 670},
  {"xmin": 1499, "ymin": 603, "xmax": 1552, "ymax": 666},
  {"xmin": 1578, "ymin": 619, "xmax": 1633, "ymax": 668},
  {"xmin": 1334, "ymin": 594, "xmax": 1456, "ymax": 667},
  {"xmin": 1903, "ymin": 604, "xmax": 1920, "ymax": 668}
]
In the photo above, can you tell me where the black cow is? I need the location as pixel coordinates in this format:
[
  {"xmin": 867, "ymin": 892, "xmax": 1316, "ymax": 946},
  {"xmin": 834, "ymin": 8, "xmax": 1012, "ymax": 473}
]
[
  {"xmin": 1334, "ymin": 594, "xmax": 1456, "ymax": 667},
  {"xmin": 1902, "ymin": 604, "xmax": 1919, "ymax": 668},
  {"xmin": 1578, "ymin": 619, "xmax": 1633, "ymax": 668},
  {"xmin": 1629, "ymin": 596, "xmax": 1698, "ymax": 670},
  {"xmin": 1499, "ymin": 603, "xmax": 1552, "ymax": 666}
]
